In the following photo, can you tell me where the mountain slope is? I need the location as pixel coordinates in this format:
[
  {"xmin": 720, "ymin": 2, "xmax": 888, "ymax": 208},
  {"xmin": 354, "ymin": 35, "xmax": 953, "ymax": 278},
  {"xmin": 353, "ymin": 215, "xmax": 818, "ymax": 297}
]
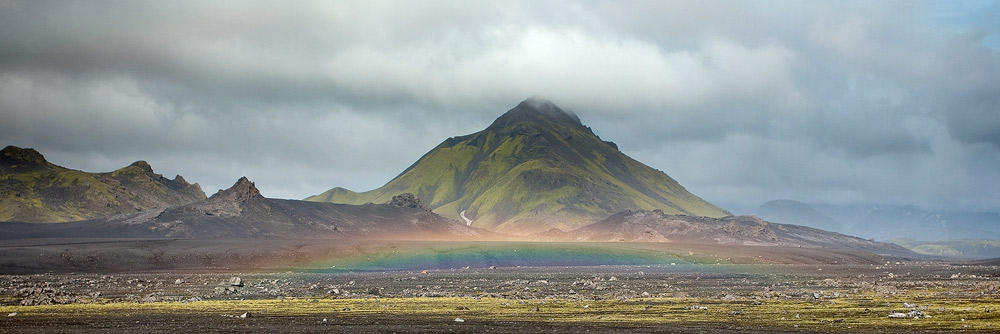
[
  {"xmin": 306, "ymin": 97, "xmax": 727, "ymax": 234},
  {"xmin": 1, "ymin": 177, "xmax": 492, "ymax": 240},
  {"xmin": 561, "ymin": 210, "xmax": 915, "ymax": 257},
  {"xmin": 757, "ymin": 199, "xmax": 842, "ymax": 232},
  {"xmin": 0, "ymin": 146, "xmax": 206, "ymax": 222}
]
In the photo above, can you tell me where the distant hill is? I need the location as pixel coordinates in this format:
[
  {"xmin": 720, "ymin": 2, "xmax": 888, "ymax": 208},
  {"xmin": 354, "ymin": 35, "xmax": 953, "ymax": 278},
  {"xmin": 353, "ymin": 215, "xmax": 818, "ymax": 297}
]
[
  {"xmin": 557, "ymin": 210, "xmax": 915, "ymax": 257},
  {"xmin": 0, "ymin": 177, "xmax": 491, "ymax": 240},
  {"xmin": 753, "ymin": 200, "xmax": 1000, "ymax": 242},
  {"xmin": 757, "ymin": 199, "xmax": 842, "ymax": 232},
  {"xmin": 891, "ymin": 239, "xmax": 1000, "ymax": 259},
  {"xmin": 307, "ymin": 97, "xmax": 727, "ymax": 234},
  {"xmin": 0, "ymin": 146, "xmax": 205, "ymax": 222}
]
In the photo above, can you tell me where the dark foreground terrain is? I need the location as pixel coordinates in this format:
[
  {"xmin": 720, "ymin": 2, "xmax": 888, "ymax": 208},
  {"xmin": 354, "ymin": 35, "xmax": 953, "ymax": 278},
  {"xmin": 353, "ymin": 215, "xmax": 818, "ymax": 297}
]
[{"xmin": 1, "ymin": 239, "xmax": 998, "ymax": 333}]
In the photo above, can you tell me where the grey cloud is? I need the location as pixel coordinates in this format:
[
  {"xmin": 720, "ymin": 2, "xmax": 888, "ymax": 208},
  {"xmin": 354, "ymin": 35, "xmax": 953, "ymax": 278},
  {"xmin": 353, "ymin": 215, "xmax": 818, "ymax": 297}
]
[{"xmin": 0, "ymin": 0, "xmax": 997, "ymax": 212}]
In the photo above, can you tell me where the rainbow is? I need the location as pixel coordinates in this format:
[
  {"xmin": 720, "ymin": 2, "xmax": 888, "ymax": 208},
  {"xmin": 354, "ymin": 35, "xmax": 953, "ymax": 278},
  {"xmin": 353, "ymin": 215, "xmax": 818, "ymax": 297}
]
[{"xmin": 287, "ymin": 241, "xmax": 708, "ymax": 272}]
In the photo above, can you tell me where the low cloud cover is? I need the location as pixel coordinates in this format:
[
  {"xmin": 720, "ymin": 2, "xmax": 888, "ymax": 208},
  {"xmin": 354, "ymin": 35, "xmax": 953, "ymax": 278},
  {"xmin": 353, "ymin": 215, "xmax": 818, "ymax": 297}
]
[{"xmin": 1, "ymin": 1, "xmax": 998, "ymax": 213}]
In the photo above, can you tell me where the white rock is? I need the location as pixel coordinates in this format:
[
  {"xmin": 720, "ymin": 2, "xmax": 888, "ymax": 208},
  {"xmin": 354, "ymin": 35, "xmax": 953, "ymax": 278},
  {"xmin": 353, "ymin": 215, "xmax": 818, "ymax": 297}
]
[
  {"xmin": 454, "ymin": 317, "xmax": 465, "ymax": 322},
  {"xmin": 229, "ymin": 277, "xmax": 243, "ymax": 287}
]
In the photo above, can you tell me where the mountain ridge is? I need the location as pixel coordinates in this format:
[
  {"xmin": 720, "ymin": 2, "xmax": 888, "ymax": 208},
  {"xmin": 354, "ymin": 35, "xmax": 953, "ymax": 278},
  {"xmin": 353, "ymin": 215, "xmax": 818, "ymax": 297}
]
[
  {"xmin": 757, "ymin": 199, "xmax": 843, "ymax": 233},
  {"xmin": 556, "ymin": 209, "xmax": 915, "ymax": 257},
  {"xmin": 1, "ymin": 176, "xmax": 492, "ymax": 240},
  {"xmin": 0, "ymin": 145, "xmax": 206, "ymax": 222}
]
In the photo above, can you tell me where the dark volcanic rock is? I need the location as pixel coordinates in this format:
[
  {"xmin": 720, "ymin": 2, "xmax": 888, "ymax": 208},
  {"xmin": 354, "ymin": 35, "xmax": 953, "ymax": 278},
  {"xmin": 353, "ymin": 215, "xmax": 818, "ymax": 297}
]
[
  {"xmin": 389, "ymin": 193, "xmax": 428, "ymax": 211},
  {"xmin": 0, "ymin": 146, "xmax": 47, "ymax": 166}
]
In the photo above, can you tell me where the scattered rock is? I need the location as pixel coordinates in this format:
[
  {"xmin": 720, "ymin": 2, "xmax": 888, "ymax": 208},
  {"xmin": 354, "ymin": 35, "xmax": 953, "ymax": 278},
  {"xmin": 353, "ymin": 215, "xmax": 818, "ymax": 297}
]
[
  {"xmin": 239, "ymin": 312, "xmax": 251, "ymax": 318},
  {"xmin": 16, "ymin": 287, "xmax": 76, "ymax": 306},
  {"xmin": 174, "ymin": 279, "xmax": 184, "ymax": 285},
  {"xmin": 888, "ymin": 311, "xmax": 928, "ymax": 319},
  {"xmin": 368, "ymin": 287, "xmax": 382, "ymax": 295}
]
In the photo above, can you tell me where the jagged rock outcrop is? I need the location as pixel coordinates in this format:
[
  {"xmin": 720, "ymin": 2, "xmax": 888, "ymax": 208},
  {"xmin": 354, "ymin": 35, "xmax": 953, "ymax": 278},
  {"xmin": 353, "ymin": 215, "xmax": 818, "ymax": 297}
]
[{"xmin": 389, "ymin": 193, "xmax": 428, "ymax": 211}]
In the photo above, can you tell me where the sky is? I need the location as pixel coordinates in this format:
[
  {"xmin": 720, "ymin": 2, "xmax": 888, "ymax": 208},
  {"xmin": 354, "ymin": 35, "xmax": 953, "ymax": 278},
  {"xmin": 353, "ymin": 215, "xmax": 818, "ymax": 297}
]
[{"xmin": 1, "ymin": 1, "xmax": 998, "ymax": 214}]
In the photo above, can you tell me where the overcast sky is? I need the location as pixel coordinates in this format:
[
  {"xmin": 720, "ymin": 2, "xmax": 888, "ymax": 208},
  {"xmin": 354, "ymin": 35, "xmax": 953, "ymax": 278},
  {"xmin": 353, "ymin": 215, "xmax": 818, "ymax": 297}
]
[{"xmin": 1, "ymin": 1, "xmax": 998, "ymax": 213}]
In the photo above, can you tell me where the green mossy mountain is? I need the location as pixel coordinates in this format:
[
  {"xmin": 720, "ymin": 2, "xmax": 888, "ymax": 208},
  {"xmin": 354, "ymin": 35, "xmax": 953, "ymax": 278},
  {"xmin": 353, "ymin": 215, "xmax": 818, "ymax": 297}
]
[
  {"xmin": 306, "ymin": 97, "xmax": 728, "ymax": 234},
  {"xmin": 0, "ymin": 145, "xmax": 206, "ymax": 222}
]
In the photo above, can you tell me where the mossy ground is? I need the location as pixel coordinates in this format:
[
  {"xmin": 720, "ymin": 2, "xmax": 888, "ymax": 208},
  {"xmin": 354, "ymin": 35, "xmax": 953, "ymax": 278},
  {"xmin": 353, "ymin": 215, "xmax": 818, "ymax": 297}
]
[{"xmin": 3, "ymin": 294, "xmax": 998, "ymax": 332}]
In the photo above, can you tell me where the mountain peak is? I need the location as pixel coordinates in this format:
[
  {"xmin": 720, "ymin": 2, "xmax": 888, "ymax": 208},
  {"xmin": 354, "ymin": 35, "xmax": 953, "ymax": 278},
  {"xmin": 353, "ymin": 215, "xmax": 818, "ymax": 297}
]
[
  {"xmin": 210, "ymin": 176, "xmax": 263, "ymax": 203},
  {"xmin": 519, "ymin": 95, "xmax": 559, "ymax": 110},
  {"xmin": 309, "ymin": 97, "xmax": 728, "ymax": 234},
  {"xmin": 489, "ymin": 96, "xmax": 582, "ymax": 129},
  {"xmin": 128, "ymin": 160, "xmax": 154, "ymax": 173},
  {"xmin": 1, "ymin": 145, "xmax": 48, "ymax": 165}
]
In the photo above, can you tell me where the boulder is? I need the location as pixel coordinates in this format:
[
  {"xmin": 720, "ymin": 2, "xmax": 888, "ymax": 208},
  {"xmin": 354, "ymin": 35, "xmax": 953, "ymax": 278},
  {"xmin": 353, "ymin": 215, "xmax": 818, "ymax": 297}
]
[{"xmin": 229, "ymin": 277, "xmax": 243, "ymax": 287}]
